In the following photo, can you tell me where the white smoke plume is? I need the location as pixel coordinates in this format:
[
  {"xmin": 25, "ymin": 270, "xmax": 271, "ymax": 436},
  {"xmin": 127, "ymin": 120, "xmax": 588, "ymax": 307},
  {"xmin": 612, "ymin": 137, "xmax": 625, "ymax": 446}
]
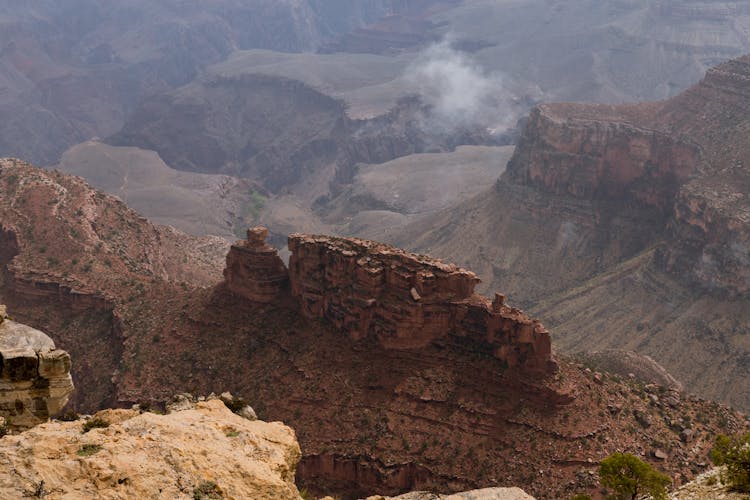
[{"xmin": 404, "ymin": 37, "xmax": 523, "ymax": 135}]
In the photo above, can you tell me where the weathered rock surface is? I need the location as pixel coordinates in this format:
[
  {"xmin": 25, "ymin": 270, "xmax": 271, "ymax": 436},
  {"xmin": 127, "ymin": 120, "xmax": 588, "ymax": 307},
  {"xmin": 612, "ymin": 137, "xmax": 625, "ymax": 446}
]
[
  {"xmin": 287, "ymin": 233, "xmax": 555, "ymax": 375},
  {"xmin": 224, "ymin": 227, "xmax": 289, "ymax": 303},
  {"xmin": 506, "ymin": 104, "xmax": 701, "ymax": 215},
  {"xmin": 669, "ymin": 467, "xmax": 748, "ymax": 499},
  {"xmin": 0, "ymin": 399, "xmax": 302, "ymax": 499},
  {"xmin": 0, "ymin": 158, "xmax": 228, "ymax": 411},
  {"xmin": 0, "ymin": 306, "xmax": 73, "ymax": 429},
  {"xmin": 364, "ymin": 487, "xmax": 535, "ymax": 500}
]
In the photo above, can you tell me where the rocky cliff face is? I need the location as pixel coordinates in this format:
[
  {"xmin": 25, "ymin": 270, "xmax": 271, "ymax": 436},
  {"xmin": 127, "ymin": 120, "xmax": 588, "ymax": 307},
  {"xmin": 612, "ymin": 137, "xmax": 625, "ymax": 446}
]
[
  {"xmin": 394, "ymin": 53, "xmax": 750, "ymax": 413},
  {"xmin": 0, "ymin": 398, "xmax": 302, "ymax": 499},
  {"xmin": 223, "ymin": 228, "xmax": 555, "ymax": 375},
  {"xmin": 0, "ymin": 306, "xmax": 73, "ymax": 430},
  {"xmin": 506, "ymin": 105, "xmax": 701, "ymax": 215},
  {"xmin": 287, "ymin": 233, "xmax": 554, "ymax": 375},
  {"xmin": 224, "ymin": 227, "xmax": 289, "ymax": 303},
  {"xmin": 503, "ymin": 55, "xmax": 750, "ymax": 297}
]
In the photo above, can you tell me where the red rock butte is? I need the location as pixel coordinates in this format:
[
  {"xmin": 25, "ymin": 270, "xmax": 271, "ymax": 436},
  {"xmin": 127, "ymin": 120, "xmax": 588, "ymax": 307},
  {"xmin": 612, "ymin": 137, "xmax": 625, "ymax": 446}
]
[{"xmin": 224, "ymin": 227, "xmax": 556, "ymax": 376}]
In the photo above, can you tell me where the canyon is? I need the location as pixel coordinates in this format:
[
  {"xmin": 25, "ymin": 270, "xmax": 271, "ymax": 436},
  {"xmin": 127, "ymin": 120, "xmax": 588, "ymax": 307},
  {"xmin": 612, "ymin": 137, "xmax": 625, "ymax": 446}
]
[
  {"xmin": 0, "ymin": 160, "xmax": 746, "ymax": 498},
  {"xmin": 394, "ymin": 53, "xmax": 750, "ymax": 413}
]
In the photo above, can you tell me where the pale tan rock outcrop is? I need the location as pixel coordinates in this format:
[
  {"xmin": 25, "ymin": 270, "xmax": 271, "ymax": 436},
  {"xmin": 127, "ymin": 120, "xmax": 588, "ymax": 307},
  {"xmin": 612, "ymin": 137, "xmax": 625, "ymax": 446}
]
[
  {"xmin": 0, "ymin": 306, "xmax": 73, "ymax": 429},
  {"xmin": 363, "ymin": 487, "xmax": 535, "ymax": 500},
  {"xmin": 0, "ymin": 399, "xmax": 302, "ymax": 499},
  {"xmin": 669, "ymin": 467, "xmax": 747, "ymax": 499}
]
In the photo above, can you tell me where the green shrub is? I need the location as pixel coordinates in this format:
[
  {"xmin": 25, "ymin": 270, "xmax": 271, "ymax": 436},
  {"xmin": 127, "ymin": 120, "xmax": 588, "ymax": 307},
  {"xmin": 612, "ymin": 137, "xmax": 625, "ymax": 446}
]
[
  {"xmin": 711, "ymin": 432, "xmax": 750, "ymax": 492},
  {"xmin": 598, "ymin": 452, "xmax": 670, "ymax": 499},
  {"xmin": 81, "ymin": 417, "xmax": 109, "ymax": 433},
  {"xmin": 193, "ymin": 480, "xmax": 222, "ymax": 499},
  {"xmin": 570, "ymin": 494, "xmax": 592, "ymax": 500},
  {"xmin": 77, "ymin": 444, "xmax": 102, "ymax": 456}
]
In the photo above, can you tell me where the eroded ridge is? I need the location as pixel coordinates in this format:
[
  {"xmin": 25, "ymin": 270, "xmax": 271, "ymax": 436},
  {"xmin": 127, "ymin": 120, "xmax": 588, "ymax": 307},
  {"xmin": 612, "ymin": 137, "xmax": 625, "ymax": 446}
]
[{"xmin": 224, "ymin": 228, "xmax": 556, "ymax": 376}]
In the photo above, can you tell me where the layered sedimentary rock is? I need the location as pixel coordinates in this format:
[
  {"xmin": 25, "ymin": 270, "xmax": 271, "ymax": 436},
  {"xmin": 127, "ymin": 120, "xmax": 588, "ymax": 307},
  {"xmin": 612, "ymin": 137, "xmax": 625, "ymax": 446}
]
[
  {"xmin": 224, "ymin": 227, "xmax": 555, "ymax": 374},
  {"xmin": 506, "ymin": 105, "xmax": 701, "ymax": 214},
  {"xmin": 504, "ymin": 55, "xmax": 750, "ymax": 297},
  {"xmin": 286, "ymin": 233, "xmax": 555, "ymax": 375},
  {"xmin": 0, "ymin": 399, "xmax": 302, "ymax": 499},
  {"xmin": 193, "ymin": 228, "xmax": 558, "ymax": 377},
  {"xmin": 0, "ymin": 306, "xmax": 73, "ymax": 429},
  {"xmin": 224, "ymin": 227, "xmax": 289, "ymax": 303}
]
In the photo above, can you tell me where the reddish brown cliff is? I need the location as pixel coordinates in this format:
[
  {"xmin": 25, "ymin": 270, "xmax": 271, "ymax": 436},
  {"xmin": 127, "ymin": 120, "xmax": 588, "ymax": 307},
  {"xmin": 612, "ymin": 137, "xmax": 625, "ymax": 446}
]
[
  {"xmin": 502, "ymin": 54, "xmax": 750, "ymax": 296},
  {"xmin": 287, "ymin": 233, "xmax": 555, "ymax": 375},
  {"xmin": 224, "ymin": 227, "xmax": 289, "ymax": 303},
  {"xmin": 506, "ymin": 104, "xmax": 701, "ymax": 214}
]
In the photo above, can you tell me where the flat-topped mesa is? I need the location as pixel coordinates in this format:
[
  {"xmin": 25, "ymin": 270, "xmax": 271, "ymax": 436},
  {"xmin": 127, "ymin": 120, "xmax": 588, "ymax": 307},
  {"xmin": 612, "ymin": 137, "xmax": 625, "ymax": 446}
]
[
  {"xmin": 223, "ymin": 227, "xmax": 289, "ymax": 303},
  {"xmin": 0, "ymin": 306, "xmax": 74, "ymax": 429},
  {"xmin": 287, "ymin": 234, "xmax": 556, "ymax": 375}
]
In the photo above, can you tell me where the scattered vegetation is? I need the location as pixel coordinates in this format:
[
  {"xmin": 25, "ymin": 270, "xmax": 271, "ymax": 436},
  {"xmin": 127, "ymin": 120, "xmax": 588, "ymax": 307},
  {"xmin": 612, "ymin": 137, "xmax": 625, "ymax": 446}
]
[
  {"xmin": 81, "ymin": 417, "xmax": 110, "ymax": 433},
  {"xmin": 56, "ymin": 410, "xmax": 80, "ymax": 422},
  {"xmin": 598, "ymin": 452, "xmax": 670, "ymax": 500},
  {"xmin": 76, "ymin": 444, "xmax": 103, "ymax": 457},
  {"xmin": 711, "ymin": 432, "xmax": 750, "ymax": 492},
  {"xmin": 193, "ymin": 480, "xmax": 222, "ymax": 499},
  {"xmin": 220, "ymin": 395, "xmax": 249, "ymax": 414}
]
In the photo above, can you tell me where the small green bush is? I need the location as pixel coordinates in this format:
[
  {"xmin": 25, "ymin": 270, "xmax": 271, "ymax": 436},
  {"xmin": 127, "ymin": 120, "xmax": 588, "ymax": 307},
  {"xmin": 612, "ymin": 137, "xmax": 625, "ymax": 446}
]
[
  {"xmin": 81, "ymin": 417, "xmax": 109, "ymax": 433},
  {"xmin": 598, "ymin": 452, "xmax": 670, "ymax": 500},
  {"xmin": 77, "ymin": 444, "xmax": 102, "ymax": 457},
  {"xmin": 193, "ymin": 480, "xmax": 222, "ymax": 499},
  {"xmin": 711, "ymin": 432, "xmax": 750, "ymax": 492}
]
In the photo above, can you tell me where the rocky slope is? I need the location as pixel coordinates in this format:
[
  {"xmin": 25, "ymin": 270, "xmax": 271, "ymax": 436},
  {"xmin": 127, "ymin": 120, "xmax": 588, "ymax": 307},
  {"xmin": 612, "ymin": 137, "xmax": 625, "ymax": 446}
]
[
  {"xmin": 0, "ymin": 398, "xmax": 302, "ymax": 499},
  {"xmin": 392, "ymin": 54, "xmax": 750, "ymax": 412},
  {"xmin": 0, "ymin": 158, "xmax": 227, "ymax": 411},
  {"xmin": 55, "ymin": 141, "xmax": 264, "ymax": 238},
  {"xmin": 365, "ymin": 488, "xmax": 534, "ymax": 500},
  {"xmin": 0, "ymin": 163, "xmax": 746, "ymax": 498}
]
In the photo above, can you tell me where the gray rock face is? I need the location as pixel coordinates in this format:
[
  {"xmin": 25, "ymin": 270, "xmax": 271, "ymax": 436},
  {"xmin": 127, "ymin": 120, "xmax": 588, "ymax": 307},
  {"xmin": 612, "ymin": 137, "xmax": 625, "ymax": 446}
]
[{"xmin": 0, "ymin": 307, "xmax": 74, "ymax": 429}]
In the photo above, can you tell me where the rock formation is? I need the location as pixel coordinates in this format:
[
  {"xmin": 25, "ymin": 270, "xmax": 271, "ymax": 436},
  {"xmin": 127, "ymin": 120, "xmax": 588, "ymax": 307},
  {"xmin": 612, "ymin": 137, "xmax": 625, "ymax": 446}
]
[
  {"xmin": 224, "ymin": 227, "xmax": 289, "ymax": 303},
  {"xmin": 0, "ymin": 398, "xmax": 302, "ymax": 499},
  {"xmin": 364, "ymin": 488, "xmax": 535, "ymax": 500},
  {"xmin": 223, "ymin": 228, "xmax": 555, "ymax": 375},
  {"xmin": 506, "ymin": 105, "xmax": 701, "ymax": 214},
  {"xmin": 1, "ymin": 161, "xmax": 746, "ymax": 499},
  {"xmin": 287, "ymin": 233, "xmax": 555, "ymax": 375},
  {"xmin": 0, "ymin": 305, "xmax": 73, "ymax": 429}
]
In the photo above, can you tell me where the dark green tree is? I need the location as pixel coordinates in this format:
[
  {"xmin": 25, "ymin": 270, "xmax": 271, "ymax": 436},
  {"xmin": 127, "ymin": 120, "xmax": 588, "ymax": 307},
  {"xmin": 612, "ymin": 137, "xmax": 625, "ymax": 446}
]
[
  {"xmin": 711, "ymin": 432, "xmax": 750, "ymax": 492},
  {"xmin": 598, "ymin": 452, "xmax": 670, "ymax": 500}
]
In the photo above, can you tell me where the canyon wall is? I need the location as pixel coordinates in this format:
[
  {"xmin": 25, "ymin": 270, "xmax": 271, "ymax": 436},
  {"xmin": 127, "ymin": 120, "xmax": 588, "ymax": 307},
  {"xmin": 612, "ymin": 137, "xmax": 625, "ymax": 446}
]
[
  {"xmin": 225, "ymin": 228, "xmax": 556, "ymax": 376},
  {"xmin": 505, "ymin": 104, "xmax": 701, "ymax": 214}
]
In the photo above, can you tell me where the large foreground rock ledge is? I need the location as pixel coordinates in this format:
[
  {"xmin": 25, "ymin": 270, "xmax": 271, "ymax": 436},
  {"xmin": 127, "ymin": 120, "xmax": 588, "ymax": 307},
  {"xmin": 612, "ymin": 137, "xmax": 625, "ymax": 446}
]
[{"xmin": 0, "ymin": 399, "xmax": 302, "ymax": 499}]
